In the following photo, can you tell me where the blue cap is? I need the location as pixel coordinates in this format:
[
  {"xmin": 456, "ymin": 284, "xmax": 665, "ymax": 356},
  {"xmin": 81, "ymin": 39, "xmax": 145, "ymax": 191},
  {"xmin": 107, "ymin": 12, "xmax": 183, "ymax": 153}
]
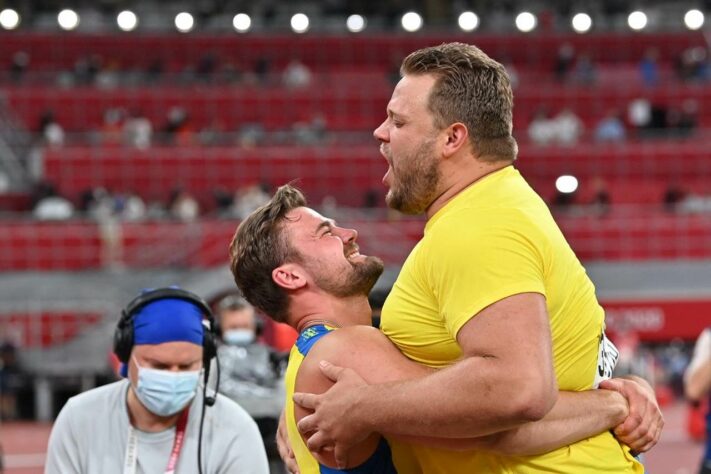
[{"xmin": 133, "ymin": 298, "xmax": 204, "ymax": 346}]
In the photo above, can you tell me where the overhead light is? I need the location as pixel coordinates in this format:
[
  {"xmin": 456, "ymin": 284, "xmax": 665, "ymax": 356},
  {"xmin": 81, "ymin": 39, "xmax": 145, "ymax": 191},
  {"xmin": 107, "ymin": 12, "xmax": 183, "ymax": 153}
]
[
  {"xmin": 401, "ymin": 11, "xmax": 423, "ymax": 32},
  {"xmin": 571, "ymin": 13, "xmax": 592, "ymax": 33},
  {"xmin": 346, "ymin": 14, "xmax": 366, "ymax": 33},
  {"xmin": 117, "ymin": 10, "xmax": 138, "ymax": 32},
  {"xmin": 175, "ymin": 12, "xmax": 194, "ymax": 33},
  {"xmin": 684, "ymin": 9, "xmax": 704, "ymax": 30},
  {"xmin": 0, "ymin": 8, "xmax": 20, "ymax": 30},
  {"xmin": 628, "ymin": 11, "xmax": 648, "ymax": 30},
  {"xmin": 291, "ymin": 13, "xmax": 309, "ymax": 33},
  {"xmin": 556, "ymin": 175, "xmax": 579, "ymax": 194},
  {"xmin": 58, "ymin": 9, "xmax": 80, "ymax": 31},
  {"xmin": 458, "ymin": 11, "xmax": 479, "ymax": 32},
  {"xmin": 233, "ymin": 13, "xmax": 251, "ymax": 32},
  {"xmin": 515, "ymin": 12, "xmax": 537, "ymax": 32}
]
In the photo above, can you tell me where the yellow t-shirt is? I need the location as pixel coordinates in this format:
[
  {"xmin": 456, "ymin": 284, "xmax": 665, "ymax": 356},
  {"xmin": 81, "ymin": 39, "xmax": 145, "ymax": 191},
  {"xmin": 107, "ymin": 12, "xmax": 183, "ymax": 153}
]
[{"xmin": 381, "ymin": 166, "xmax": 642, "ymax": 473}]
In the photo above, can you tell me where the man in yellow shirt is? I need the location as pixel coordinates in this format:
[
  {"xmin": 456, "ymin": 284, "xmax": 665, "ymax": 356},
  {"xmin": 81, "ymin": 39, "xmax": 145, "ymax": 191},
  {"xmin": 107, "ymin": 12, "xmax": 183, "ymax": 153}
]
[
  {"xmin": 293, "ymin": 43, "xmax": 662, "ymax": 472},
  {"xmin": 230, "ymin": 185, "xmax": 660, "ymax": 474}
]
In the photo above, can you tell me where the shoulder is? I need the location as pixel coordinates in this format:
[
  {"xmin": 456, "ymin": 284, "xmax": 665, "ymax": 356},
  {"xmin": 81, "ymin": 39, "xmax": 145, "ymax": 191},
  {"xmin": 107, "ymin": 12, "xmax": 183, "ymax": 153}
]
[
  {"xmin": 62, "ymin": 380, "xmax": 127, "ymax": 414},
  {"xmin": 305, "ymin": 326, "xmax": 391, "ymax": 362},
  {"xmin": 211, "ymin": 393, "xmax": 260, "ymax": 430}
]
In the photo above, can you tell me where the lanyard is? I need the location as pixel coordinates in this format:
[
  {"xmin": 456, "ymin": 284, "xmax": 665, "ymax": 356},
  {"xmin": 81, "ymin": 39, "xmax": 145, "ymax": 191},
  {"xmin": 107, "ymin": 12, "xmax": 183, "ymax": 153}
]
[{"xmin": 124, "ymin": 408, "xmax": 190, "ymax": 474}]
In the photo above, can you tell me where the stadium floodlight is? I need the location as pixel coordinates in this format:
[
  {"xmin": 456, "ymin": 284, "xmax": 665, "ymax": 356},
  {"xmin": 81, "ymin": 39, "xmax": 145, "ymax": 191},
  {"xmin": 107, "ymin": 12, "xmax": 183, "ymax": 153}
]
[
  {"xmin": 291, "ymin": 13, "xmax": 309, "ymax": 33},
  {"xmin": 401, "ymin": 11, "xmax": 423, "ymax": 32},
  {"xmin": 458, "ymin": 11, "xmax": 479, "ymax": 32},
  {"xmin": 627, "ymin": 11, "xmax": 647, "ymax": 30},
  {"xmin": 346, "ymin": 14, "xmax": 366, "ymax": 33},
  {"xmin": 571, "ymin": 13, "xmax": 592, "ymax": 33},
  {"xmin": 515, "ymin": 11, "xmax": 537, "ymax": 32},
  {"xmin": 233, "ymin": 13, "xmax": 251, "ymax": 32},
  {"xmin": 556, "ymin": 175, "xmax": 579, "ymax": 194},
  {"xmin": 117, "ymin": 10, "xmax": 138, "ymax": 31},
  {"xmin": 684, "ymin": 9, "xmax": 705, "ymax": 30},
  {"xmin": 58, "ymin": 9, "xmax": 80, "ymax": 30},
  {"xmin": 175, "ymin": 12, "xmax": 194, "ymax": 33},
  {"xmin": 0, "ymin": 8, "xmax": 20, "ymax": 30}
]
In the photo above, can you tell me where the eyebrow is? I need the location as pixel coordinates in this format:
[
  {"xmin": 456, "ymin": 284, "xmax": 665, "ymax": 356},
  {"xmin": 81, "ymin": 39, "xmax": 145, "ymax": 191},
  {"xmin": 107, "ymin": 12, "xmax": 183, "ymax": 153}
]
[
  {"xmin": 315, "ymin": 219, "xmax": 336, "ymax": 234},
  {"xmin": 145, "ymin": 357, "xmax": 200, "ymax": 366}
]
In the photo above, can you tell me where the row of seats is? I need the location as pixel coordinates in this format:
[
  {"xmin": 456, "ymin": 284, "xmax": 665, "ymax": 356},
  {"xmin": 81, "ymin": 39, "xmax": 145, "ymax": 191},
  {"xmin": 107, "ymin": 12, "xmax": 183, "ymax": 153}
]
[
  {"xmin": 6, "ymin": 83, "xmax": 710, "ymax": 134},
  {"xmin": 2, "ymin": 214, "xmax": 710, "ymax": 271},
  {"xmin": 0, "ymin": 32, "xmax": 704, "ymax": 70},
  {"xmin": 0, "ymin": 311, "xmax": 102, "ymax": 348},
  {"xmin": 42, "ymin": 144, "xmax": 710, "ymax": 207}
]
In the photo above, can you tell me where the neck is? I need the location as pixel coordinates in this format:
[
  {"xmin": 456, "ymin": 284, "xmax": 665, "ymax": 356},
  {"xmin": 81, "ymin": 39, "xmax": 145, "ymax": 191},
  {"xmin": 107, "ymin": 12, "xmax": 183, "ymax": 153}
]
[
  {"xmin": 426, "ymin": 158, "xmax": 511, "ymax": 219},
  {"xmin": 291, "ymin": 293, "xmax": 372, "ymax": 333},
  {"xmin": 126, "ymin": 384, "xmax": 182, "ymax": 433}
]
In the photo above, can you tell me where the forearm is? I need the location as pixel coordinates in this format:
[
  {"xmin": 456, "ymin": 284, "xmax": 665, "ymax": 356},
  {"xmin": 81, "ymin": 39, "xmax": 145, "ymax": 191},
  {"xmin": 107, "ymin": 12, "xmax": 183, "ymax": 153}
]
[
  {"xmin": 685, "ymin": 358, "xmax": 711, "ymax": 401},
  {"xmin": 482, "ymin": 389, "xmax": 628, "ymax": 455},
  {"xmin": 357, "ymin": 355, "xmax": 557, "ymax": 439}
]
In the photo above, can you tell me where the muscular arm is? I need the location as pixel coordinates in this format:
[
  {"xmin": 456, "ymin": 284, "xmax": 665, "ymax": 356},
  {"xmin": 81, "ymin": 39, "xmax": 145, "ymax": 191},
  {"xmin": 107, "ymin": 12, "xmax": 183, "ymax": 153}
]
[
  {"xmin": 685, "ymin": 329, "xmax": 711, "ymax": 401},
  {"xmin": 296, "ymin": 322, "xmax": 624, "ymax": 458},
  {"xmin": 321, "ymin": 293, "xmax": 557, "ymax": 439}
]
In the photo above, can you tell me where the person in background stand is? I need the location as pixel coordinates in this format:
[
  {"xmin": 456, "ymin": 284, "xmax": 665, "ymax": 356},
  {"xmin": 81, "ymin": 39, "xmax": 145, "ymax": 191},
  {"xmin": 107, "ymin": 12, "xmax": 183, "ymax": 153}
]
[
  {"xmin": 685, "ymin": 327, "xmax": 711, "ymax": 474},
  {"xmin": 214, "ymin": 294, "xmax": 285, "ymax": 468},
  {"xmin": 45, "ymin": 287, "xmax": 268, "ymax": 474}
]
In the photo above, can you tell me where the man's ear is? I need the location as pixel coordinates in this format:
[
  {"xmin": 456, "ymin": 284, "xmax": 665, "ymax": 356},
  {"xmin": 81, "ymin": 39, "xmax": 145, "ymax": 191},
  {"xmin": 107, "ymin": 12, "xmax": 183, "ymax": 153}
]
[
  {"xmin": 442, "ymin": 122, "xmax": 469, "ymax": 159},
  {"xmin": 272, "ymin": 263, "xmax": 307, "ymax": 291}
]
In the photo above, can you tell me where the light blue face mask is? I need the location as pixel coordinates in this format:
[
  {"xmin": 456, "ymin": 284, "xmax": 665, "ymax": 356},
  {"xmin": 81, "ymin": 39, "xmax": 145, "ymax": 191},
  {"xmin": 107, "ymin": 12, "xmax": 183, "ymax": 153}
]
[
  {"xmin": 133, "ymin": 357, "xmax": 201, "ymax": 417},
  {"xmin": 223, "ymin": 328, "xmax": 255, "ymax": 346}
]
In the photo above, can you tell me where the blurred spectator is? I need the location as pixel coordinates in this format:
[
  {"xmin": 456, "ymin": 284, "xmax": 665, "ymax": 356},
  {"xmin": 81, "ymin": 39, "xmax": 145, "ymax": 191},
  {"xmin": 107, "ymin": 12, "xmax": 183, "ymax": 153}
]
[
  {"xmin": 196, "ymin": 53, "xmax": 218, "ymax": 82},
  {"xmin": 667, "ymin": 99, "xmax": 699, "ymax": 137},
  {"xmin": 663, "ymin": 183, "xmax": 687, "ymax": 212},
  {"xmin": 38, "ymin": 110, "xmax": 65, "ymax": 147},
  {"xmin": 117, "ymin": 192, "xmax": 146, "ymax": 221},
  {"xmin": 552, "ymin": 108, "xmax": 584, "ymax": 145},
  {"xmin": 639, "ymin": 48, "xmax": 660, "ymax": 87},
  {"xmin": 198, "ymin": 117, "xmax": 228, "ymax": 146},
  {"xmin": 213, "ymin": 294, "xmax": 284, "ymax": 460},
  {"xmin": 0, "ymin": 340, "xmax": 23, "ymax": 420},
  {"xmin": 554, "ymin": 43, "xmax": 575, "ymax": 82},
  {"xmin": 162, "ymin": 106, "xmax": 194, "ymax": 146},
  {"xmin": 122, "ymin": 109, "xmax": 152, "ymax": 149},
  {"xmin": 628, "ymin": 98, "xmax": 652, "ymax": 129},
  {"xmin": 282, "ymin": 59, "xmax": 312, "ymax": 89},
  {"xmin": 33, "ymin": 184, "xmax": 73, "ymax": 220},
  {"xmin": 232, "ymin": 183, "xmax": 270, "ymax": 219},
  {"xmin": 10, "ymin": 51, "xmax": 29, "ymax": 83},
  {"xmin": 678, "ymin": 46, "xmax": 710, "ymax": 83},
  {"xmin": 101, "ymin": 107, "xmax": 125, "ymax": 145},
  {"xmin": 213, "ymin": 187, "xmax": 234, "ymax": 216},
  {"xmin": 595, "ymin": 110, "xmax": 626, "ymax": 143},
  {"xmin": 572, "ymin": 53, "xmax": 597, "ymax": 85},
  {"xmin": 293, "ymin": 114, "xmax": 327, "ymax": 145},
  {"xmin": 168, "ymin": 186, "xmax": 200, "ymax": 221},
  {"xmin": 589, "ymin": 176, "xmax": 611, "ymax": 216},
  {"xmin": 527, "ymin": 108, "xmax": 556, "ymax": 145}
]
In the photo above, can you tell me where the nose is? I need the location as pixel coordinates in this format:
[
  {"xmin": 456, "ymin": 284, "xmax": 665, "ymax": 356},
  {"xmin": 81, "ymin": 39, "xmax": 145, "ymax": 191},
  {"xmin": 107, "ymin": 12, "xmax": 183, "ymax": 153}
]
[
  {"xmin": 373, "ymin": 119, "xmax": 388, "ymax": 142},
  {"xmin": 335, "ymin": 226, "xmax": 358, "ymax": 245}
]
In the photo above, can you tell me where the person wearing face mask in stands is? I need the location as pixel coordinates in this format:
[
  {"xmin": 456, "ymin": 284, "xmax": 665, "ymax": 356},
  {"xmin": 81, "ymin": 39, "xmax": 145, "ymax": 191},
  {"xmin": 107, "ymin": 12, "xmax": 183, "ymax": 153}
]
[
  {"xmin": 214, "ymin": 294, "xmax": 285, "ymax": 468},
  {"xmin": 45, "ymin": 287, "xmax": 268, "ymax": 474}
]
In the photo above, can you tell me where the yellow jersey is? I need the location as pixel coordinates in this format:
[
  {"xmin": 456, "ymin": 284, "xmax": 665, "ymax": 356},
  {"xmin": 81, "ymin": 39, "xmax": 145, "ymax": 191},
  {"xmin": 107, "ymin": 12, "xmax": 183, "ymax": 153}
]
[{"xmin": 381, "ymin": 166, "xmax": 642, "ymax": 473}]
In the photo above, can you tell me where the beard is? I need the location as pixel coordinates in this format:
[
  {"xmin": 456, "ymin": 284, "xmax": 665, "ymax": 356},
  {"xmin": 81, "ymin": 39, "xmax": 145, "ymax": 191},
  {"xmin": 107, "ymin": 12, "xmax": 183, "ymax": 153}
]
[
  {"xmin": 385, "ymin": 138, "xmax": 441, "ymax": 215},
  {"xmin": 312, "ymin": 255, "xmax": 384, "ymax": 298}
]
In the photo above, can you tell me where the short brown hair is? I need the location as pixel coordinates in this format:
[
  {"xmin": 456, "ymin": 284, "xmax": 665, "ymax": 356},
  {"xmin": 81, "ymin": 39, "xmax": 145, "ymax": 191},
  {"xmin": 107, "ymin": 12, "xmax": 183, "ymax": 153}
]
[
  {"xmin": 401, "ymin": 42, "xmax": 518, "ymax": 162},
  {"xmin": 229, "ymin": 185, "xmax": 306, "ymax": 323}
]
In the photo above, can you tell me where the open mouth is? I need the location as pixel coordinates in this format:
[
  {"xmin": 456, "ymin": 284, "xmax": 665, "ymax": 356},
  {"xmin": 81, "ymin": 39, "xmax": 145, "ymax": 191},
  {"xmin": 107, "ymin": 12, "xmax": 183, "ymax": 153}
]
[{"xmin": 345, "ymin": 246, "xmax": 362, "ymax": 262}]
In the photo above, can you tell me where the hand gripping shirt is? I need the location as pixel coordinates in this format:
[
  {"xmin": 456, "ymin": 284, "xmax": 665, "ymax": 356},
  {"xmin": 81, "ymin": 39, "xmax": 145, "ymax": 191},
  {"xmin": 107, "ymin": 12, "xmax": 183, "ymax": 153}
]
[{"xmin": 381, "ymin": 166, "xmax": 642, "ymax": 473}]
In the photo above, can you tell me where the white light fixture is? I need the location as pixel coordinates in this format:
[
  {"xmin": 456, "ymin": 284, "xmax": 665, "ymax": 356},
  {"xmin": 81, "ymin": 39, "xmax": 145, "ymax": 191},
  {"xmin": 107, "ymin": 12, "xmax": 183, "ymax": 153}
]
[
  {"xmin": 627, "ymin": 11, "xmax": 647, "ymax": 30},
  {"xmin": 684, "ymin": 9, "xmax": 705, "ymax": 30},
  {"xmin": 458, "ymin": 11, "xmax": 479, "ymax": 32},
  {"xmin": 58, "ymin": 9, "xmax": 80, "ymax": 31},
  {"xmin": 0, "ymin": 8, "xmax": 20, "ymax": 30},
  {"xmin": 556, "ymin": 175, "xmax": 579, "ymax": 194},
  {"xmin": 571, "ymin": 13, "xmax": 592, "ymax": 33},
  {"xmin": 233, "ymin": 13, "xmax": 251, "ymax": 32},
  {"xmin": 346, "ymin": 14, "xmax": 366, "ymax": 33},
  {"xmin": 401, "ymin": 11, "xmax": 423, "ymax": 32},
  {"xmin": 175, "ymin": 12, "xmax": 194, "ymax": 33},
  {"xmin": 515, "ymin": 11, "xmax": 537, "ymax": 32},
  {"xmin": 117, "ymin": 10, "xmax": 138, "ymax": 31},
  {"xmin": 291, "ymin": 13, "xmax": 309, "ymax": 33}
]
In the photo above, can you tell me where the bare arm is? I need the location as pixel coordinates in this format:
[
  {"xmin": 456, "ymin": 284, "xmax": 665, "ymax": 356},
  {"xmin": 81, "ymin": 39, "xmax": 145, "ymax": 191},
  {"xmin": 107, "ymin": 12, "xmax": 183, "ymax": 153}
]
[
  {"xmin": 685, "ymin": 329, "xmax": 711, "ymax": 401},
  {"xmin": 297, "ymin": 322, "xmax": 628, "ymax": 457},
  {"xmin": 297, "ymin": 293, "xmax": 557, "ymax": 448}
]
